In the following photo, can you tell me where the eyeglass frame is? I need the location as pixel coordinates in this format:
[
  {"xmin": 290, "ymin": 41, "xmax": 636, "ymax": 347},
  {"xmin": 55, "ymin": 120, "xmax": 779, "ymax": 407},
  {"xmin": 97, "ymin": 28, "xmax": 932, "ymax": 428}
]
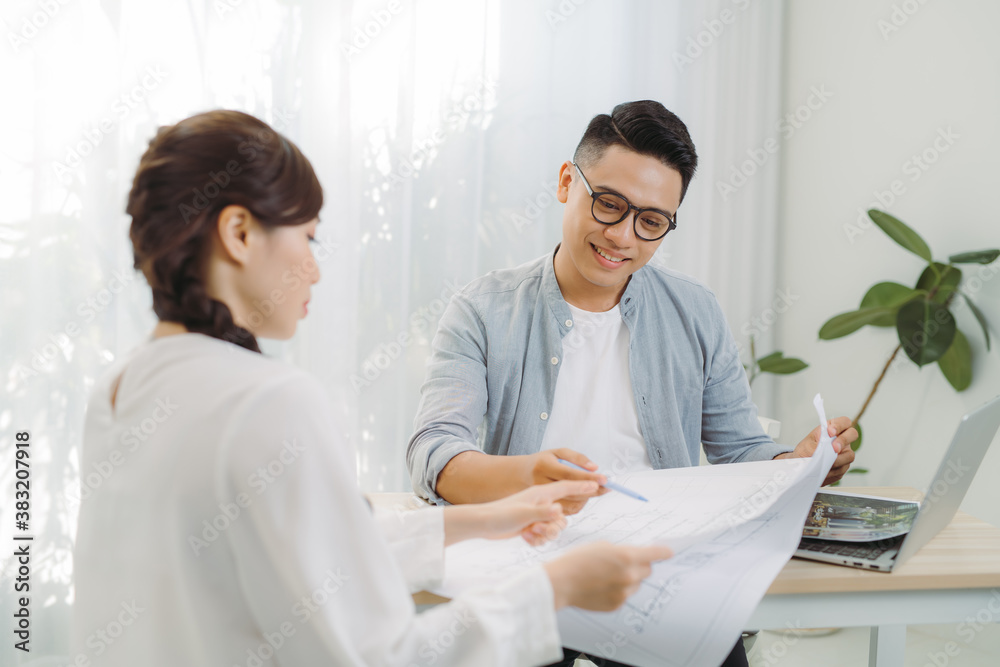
[{"xmin": 571, "ymin": 161, "xmax": 677, "ymax": 241}]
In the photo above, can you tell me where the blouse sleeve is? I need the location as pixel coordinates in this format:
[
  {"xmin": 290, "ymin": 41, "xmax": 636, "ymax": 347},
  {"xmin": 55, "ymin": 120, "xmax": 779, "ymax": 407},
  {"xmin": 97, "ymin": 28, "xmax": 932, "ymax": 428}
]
[
  {"xmin": 371, "ymin": 504, "xmax": 446, "ymax": 593},
  {"xmin": 217, "ymin": 371, "xmax": 563, "ymax": 667}
]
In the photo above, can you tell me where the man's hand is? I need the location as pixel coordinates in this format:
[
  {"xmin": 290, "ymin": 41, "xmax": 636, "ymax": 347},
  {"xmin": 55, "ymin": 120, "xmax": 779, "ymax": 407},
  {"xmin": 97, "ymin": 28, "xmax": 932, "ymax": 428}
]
[
  {"xmin": 521, "ymin": 448, "xmax": 610, "ymax": 515},
  {"xmin": 774, "ymin": 416, "xmax": 857, "ymax": 485}
]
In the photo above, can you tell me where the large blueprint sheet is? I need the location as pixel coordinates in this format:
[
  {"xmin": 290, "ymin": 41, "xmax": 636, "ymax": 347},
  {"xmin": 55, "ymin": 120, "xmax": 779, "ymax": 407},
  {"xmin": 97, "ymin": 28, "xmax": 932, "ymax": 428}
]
[{"xmin": 436, "ymin": 397, "xmax": 838, "ymax": 666}]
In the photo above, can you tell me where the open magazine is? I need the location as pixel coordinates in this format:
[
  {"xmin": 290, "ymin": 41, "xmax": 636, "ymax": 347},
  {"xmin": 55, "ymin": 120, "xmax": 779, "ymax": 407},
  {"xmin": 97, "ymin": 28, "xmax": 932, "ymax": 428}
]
[{"xmin": 801, "ymin": 491, "xmax": 920, "ymax": 542}]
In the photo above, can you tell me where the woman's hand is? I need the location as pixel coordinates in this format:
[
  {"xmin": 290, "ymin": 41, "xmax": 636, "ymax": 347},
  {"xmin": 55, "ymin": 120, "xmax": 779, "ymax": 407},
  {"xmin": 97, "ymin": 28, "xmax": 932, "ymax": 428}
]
[
  {"xmin": 544, "ymin": 542, "xmax": 675, "ymax": 611},
  {"xmin": 443, "ymin": 480, "xmax": 600, "ymax": 547},
  {"xmin": 486, "ymin": 479, "xmax": 602, "ymax": 546}
]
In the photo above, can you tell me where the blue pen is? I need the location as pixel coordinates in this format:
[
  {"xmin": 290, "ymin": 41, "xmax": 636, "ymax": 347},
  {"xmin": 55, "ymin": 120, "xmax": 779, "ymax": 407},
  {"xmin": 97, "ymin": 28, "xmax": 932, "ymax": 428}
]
[{"xmin": 557, "ymin": 458, "xmax": 649, "ymax": 502}]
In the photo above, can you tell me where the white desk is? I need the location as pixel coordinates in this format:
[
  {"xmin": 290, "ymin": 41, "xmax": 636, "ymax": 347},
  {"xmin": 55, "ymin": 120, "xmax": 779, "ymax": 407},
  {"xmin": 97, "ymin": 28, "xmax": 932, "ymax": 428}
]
[{"xmin": 748, "ymin": 486, "xmax": 1000, "ymax": 667}]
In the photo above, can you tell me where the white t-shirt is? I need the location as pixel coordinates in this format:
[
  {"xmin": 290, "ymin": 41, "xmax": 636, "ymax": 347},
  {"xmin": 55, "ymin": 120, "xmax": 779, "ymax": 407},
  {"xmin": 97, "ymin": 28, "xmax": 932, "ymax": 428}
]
[
  {"xmin": 539, "ymin": 303, "xmax": 653, "ymax": 476},
  {"xmin": 73, "ymin": 332, "xmax": 561, "ymax": 666}
]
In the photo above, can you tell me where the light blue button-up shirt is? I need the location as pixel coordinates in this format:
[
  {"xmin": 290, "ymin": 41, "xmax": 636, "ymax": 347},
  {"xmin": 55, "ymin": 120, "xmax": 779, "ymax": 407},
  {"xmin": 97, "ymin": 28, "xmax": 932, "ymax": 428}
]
[{"xmin": 407, "ymin": 247, "xmax": 791, "ymax": 504}]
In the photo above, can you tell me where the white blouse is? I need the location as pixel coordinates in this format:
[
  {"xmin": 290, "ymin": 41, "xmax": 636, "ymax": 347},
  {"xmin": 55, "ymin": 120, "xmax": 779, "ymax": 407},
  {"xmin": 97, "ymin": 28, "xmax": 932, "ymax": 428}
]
[{"xmin": 73, "ymin": 332, "xmax": 562, "ymax": 666}]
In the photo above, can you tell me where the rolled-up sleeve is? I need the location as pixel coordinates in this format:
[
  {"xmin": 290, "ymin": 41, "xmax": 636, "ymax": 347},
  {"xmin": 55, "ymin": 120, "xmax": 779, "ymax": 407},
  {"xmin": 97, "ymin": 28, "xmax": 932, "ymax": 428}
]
[
  {"xmin": 406, "ymin": 292, "xmax": 491, "ymax": 504},
  {"xmin": 699, "ymin": 298, "xmax": 793, "ymax": 464}
]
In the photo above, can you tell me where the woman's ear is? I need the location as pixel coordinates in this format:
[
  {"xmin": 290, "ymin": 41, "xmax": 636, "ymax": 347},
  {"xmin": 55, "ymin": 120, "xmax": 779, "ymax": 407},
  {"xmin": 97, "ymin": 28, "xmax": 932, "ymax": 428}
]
[{"xmin": 214, "ymin": 205, "xmax": 256, "ymax": 266}]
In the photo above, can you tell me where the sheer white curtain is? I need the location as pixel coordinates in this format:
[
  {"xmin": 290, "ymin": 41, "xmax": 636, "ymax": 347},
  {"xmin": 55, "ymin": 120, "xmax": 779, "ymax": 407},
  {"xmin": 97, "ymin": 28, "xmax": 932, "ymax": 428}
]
[{"xmin": 0, "ymin": 0, "xmax": 783, "ymax": 661}]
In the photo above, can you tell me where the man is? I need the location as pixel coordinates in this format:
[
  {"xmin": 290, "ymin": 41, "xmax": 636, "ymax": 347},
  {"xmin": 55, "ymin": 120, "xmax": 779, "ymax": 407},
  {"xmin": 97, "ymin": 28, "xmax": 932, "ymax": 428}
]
[{"xmin": 406, "ymin": 101, "xmax": 857, "ymax": 667}]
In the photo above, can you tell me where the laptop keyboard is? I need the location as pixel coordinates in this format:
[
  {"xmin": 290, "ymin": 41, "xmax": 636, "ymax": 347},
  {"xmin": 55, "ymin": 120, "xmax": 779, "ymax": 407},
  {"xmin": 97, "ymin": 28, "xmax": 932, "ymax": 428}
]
[{"xmin": 798, "ymin": 537, "xmax": 901, "ymax": 560}]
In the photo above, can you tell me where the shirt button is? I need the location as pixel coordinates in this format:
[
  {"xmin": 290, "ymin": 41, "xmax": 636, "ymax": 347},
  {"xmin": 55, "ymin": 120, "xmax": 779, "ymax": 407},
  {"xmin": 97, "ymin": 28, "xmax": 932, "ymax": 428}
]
[
  {"xmin": 565, "ymin": 319, "xmax": 573, "ymax": 327},
  {"xmin": 540, "ymin": 412, "xmax": 549, "ymax": 420},
  {"xmin": 551, "ymin": 356, "xmax": 559, "ymax": 365}
]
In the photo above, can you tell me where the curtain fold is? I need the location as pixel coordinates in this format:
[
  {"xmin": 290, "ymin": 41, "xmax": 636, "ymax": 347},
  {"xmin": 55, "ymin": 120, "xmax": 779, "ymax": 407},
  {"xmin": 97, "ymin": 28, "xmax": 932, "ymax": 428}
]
[{"xmin": 0, "ymin": 0, "xmax": 783, "ymax": 660}]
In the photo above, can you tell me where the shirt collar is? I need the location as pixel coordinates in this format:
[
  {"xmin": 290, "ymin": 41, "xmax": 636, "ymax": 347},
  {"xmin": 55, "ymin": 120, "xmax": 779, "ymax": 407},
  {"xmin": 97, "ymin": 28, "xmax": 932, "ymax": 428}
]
[{"xmin": 543, "ymin": 244, "xmax": 645, "ymax": 333}]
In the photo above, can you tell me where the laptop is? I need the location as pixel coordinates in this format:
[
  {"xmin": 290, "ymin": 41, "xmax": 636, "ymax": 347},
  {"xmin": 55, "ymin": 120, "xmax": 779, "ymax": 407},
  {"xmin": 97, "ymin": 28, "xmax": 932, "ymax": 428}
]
[{"xmin": 794, "ymin": 395, "xmax": 1000, "ymax": 572}]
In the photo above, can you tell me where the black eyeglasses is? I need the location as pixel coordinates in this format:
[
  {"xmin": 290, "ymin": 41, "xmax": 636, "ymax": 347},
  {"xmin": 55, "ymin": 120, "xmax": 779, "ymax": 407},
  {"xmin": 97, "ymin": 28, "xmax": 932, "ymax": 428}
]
[{"xmin": 572, "ymin": 162, "xmax": 677, "ymax": 241}]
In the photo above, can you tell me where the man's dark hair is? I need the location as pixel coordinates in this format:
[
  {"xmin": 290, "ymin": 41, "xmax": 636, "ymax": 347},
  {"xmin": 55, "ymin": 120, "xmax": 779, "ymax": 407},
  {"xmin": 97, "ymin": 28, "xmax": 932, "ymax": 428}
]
[{"xmin": 573, "ymin": 100, "xmax": 698, "ymax": 202}]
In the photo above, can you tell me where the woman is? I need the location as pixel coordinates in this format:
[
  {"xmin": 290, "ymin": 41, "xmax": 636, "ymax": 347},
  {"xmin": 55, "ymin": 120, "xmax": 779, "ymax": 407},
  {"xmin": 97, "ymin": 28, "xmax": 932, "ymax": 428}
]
[{"xmin": 72, "ymin": 110, "xmax": 672, "ymax": 666}]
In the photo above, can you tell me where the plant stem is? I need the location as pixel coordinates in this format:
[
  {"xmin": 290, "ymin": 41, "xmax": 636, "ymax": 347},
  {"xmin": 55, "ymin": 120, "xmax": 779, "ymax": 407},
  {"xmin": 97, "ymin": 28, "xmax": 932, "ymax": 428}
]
[{"xmin": 853, "ymin": 344, "xmax": 901, "ymax": 426}]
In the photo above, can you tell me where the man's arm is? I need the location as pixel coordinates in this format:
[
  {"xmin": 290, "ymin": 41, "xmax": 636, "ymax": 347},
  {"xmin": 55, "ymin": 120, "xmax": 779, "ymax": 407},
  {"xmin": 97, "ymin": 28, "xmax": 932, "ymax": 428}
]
[
  {"xmin": 406, "ymin": 292, "xmax": 604, "ymax": 507},
  {"xmin": 405, "ymin": 291, "xmax": 490, "ymax": 504},
  {"xmin": 436, "ymin": 448, "xmax": 607, "ymax": 509},
  {"xmin": 436, "ymin": 451, "xmax": 527, "ymax": 504},
  {"xmin": 700, "ymin": 299, "xmax": 791, "ymax": 464}
]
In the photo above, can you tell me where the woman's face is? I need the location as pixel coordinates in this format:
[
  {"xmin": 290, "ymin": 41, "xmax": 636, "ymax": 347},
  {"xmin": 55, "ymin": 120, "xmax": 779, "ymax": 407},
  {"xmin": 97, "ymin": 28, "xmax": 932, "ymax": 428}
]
[{"xmin": 236, "ymin": 216, "xmax": 321, "ymax": 340}]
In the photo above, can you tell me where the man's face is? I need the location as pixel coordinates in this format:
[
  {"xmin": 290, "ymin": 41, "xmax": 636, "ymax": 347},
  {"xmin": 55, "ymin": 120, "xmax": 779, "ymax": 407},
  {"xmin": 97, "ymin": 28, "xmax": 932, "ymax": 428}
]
[{"xmin": 555, "ymin": 145, "xmax": 683, "ymax": 297}]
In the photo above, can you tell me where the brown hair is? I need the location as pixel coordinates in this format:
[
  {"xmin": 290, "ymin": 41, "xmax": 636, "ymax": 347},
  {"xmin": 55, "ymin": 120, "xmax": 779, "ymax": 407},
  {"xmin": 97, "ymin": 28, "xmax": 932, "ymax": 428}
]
[{"xmin": 127, "ymin": 110, "xmax": 323, "ymax": 353}]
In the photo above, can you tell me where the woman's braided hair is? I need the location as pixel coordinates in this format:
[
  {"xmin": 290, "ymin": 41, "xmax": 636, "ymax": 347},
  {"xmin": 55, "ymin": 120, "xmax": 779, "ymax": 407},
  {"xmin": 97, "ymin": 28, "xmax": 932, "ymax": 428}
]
[{"xmin": 127, "ymin": 110, "xmax": 323, "ymax": 352}]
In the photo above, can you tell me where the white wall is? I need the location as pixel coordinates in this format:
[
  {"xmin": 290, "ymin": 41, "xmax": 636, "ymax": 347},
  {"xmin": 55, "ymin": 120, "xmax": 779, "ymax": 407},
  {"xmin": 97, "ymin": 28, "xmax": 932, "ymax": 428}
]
[{"xmin": 775, "ymin": 0, "xmax": 1000, "ymax": 527}]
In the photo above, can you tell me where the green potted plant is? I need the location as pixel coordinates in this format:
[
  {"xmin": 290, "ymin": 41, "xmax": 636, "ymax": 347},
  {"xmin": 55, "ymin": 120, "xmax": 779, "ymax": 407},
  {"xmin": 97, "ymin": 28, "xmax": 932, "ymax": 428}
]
[{"xmin": 818, "ymin": 209, "xmax": 998, "ymax": 477}]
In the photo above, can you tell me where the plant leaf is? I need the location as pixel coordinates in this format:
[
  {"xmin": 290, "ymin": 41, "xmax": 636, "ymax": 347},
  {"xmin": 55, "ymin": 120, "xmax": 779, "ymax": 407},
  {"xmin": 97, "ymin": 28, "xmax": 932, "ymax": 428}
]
[
  {"xmin": 948, "ymin": 249, "xmax": 1000, "ymax": 265},
  {"xmin": 758, "ymin": 357, "xmax": 809, "ymax": 374},
  {"xmin": 937, "ymin": 328, "xmax": 972, "ymax": 391},
  {"xmin": 896, "ymin": 299, "xmax": 957, "ymax": 366},
  {"xmin": 756, "ymin": 351, "xmax": 783, "ymax": 365},
  {"xmin": 915, "ymin": 262, "xmax": 962, "ymax": 304},
  {"xmin": 960, "ymin": 292, "xmax": 992, "ymax": 352},
  {"xmin": 859, "ymin": 282, "xmax": 922, "ymax": 326},
  {"xmin": 850, "ymin": 422, "xmax": 863, "ymax": 452},
  {"xmin": 820, "ymin": 307, "xmax": 896, "ymax": 339},
  {"xmin": 868, "ymin": 209, "xmax": 932, "ymax": 262},
  {"xmin": 848, "ymin": 468, "xmax": 870, "ymax": 474}
]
